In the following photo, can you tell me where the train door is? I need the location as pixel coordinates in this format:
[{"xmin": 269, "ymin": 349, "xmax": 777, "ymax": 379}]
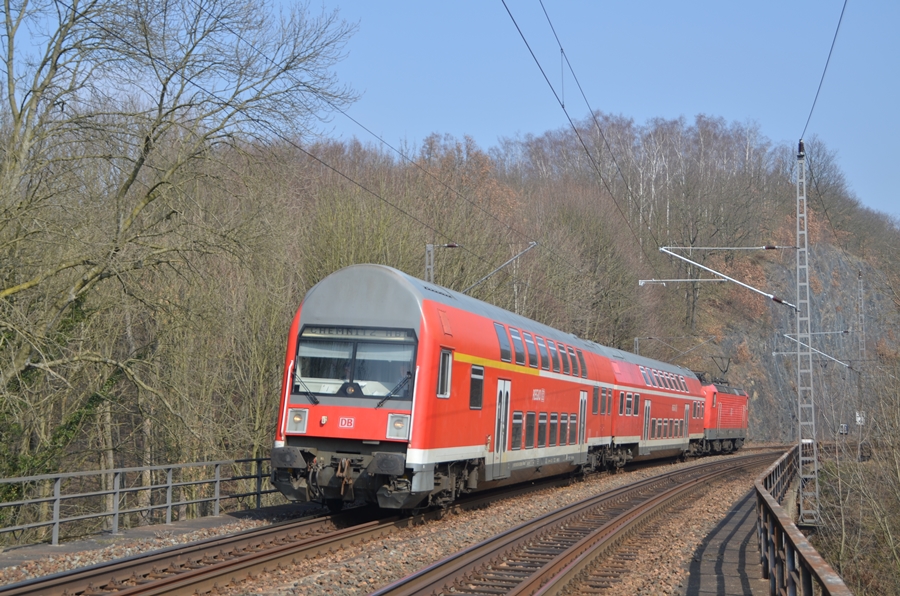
[
  {"xmin": 643, "ymin": 400, "xmax": 652, "ymax": 440},
  {"xmin": 489, "ymin": 379, "xmax": 511, "ymax": 480},
  {"xmin": 684, "ymin": 404, "xmax": 690, "ymax": 439},
  {"xmin": 578, "ymin": 391, "xmax": 587, "ymax": 444}
]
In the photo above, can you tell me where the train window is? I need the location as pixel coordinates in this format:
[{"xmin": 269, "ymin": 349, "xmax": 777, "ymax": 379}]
[
  {"xmin": 640, "ymin": 366, "xmax": 652, "ymax": 385},
  {"xmin": 656, "ymin": 419, "xmax": 662, "ymax": 438},
  {"xmin": 633, "ymin": 394, "xmax": 640, "ymax": 416},
  {"xmin": 509, "ymin": 328, "xmax": 526, "ymax": 366},
  {"xmin": 712, "ymin": 392, "xmax": 717, "ymax": 407},
  {"xmin": 577, "ymin": 350, "xmax": 588, "ymax": 378},
  {"xmin": 538, "ymin": 413, "xmax": 547, "ymax": 447},
  {"xmin": 625, "ymin": 393, "xmax": 633, "ymax": 416},
  {"xmin": 535, "ymin": 336, "xmax": 550, "ymax": 370},
  {"xmin": 566, "ymin": 346, "xmax": 579, "ymax": 377},
  {"xmin": 651, "ymin": 369, "xmax": 661, "ymax": 388},
  {"xmin": 592, "ymin": 387, "xmax": 599, "ymax": 415},
  {"xmin": 650, "ymin": 418, "xmax": 656, "ymax": 439},
  {"xmin": 437, "ymin": 349, "xmax": 453, "ymax": 398},
  {"xmin": 558, "ymin": 343, "xmax": 570, "ymax": 375},
  {"xmin": 494, "ymin": 323, "xmax": 512, "ymax": 363},
  {"xmin": 663, "ymin": 373, "xmax": 673, "ymax": 390},
  {"xmin": 600, "ymin": 388, "xmax": 607, "ymax": 415},
  {"xmin": 511, "ymin": 412, "xmax": 523, "ymax": 450},
  {"xmin": 525, "ymin": 412, "xmax": 536, "ymax": 448},
  {"xmin": 549, "ymin": 413, "xmax": 558, "ymax": 446},
  {"xmin": 559, "ymin": 414, "xmax": 568, "ymax": 445},
  {"xmin": 469, "ymin": 366, "xmax": 484, "ymax": 410},
  {"xmin": 523, "ymin": 332, "xmax": 538, "ymax": 368},
  {"xmin": 679, "ymin": 376, "xmax": 688, "ymax": 392},
  {"xmin": 619, "ymin": 392, "xmax": 625, "ymax": 415},
  {"xmin": 548, "ymin": 341, "xmax": 561, "ymax": 373},
  {"xmin": 568, "ymin": 414, "xmax": 577, "ymax": 445}
]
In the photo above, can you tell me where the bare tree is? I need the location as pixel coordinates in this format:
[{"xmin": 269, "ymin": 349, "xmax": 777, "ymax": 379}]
[{"xmin": 0, "ymin": 0, "xmax": 355, "ymax": 476}]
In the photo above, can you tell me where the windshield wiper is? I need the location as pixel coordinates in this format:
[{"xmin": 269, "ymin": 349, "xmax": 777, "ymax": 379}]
[
  {"xmin": 294, "ymin": 374, "xmax": 319, "ymax": 405},
  {"xmin": 376, "ymin": 372, "xmax": 411, "ymax": 408}
]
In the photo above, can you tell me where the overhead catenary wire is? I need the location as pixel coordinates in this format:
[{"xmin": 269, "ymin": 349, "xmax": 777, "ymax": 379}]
[
  {"xmin": 501, "ymin": 0, "xmax": 662, "ymax": 278},
  {"xmin": 801, "ymin": 0, "xmax": 849, "ymax": 140},
  {"xmin": 183, "ymin": 0, "xmax": 590, "ymax": 283}
]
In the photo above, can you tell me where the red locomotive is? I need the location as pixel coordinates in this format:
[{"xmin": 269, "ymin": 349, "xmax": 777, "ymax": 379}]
[{"xmin": 271, "ymin": 265, "xmax": 748, "ymax": 510}]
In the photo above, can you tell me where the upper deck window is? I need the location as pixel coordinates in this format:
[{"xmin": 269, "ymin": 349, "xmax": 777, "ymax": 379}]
[
  {"xmin": 523, "ymin": 332, "xmax": 539, "ymax": 368},
  {"xmin": 567, "ymin": 346, "xmax": 579, "ymax": 377},
  {"xmin": 509, "ymin": 327, "xmax": 526, "ymax": 366},
  {"xmin": 558, "ymin": 343, "xmax": 570, "ymax": 375},
  {"xmin": 576, "ymin": 350, "xmax": 588, "ymax": 378},
  {"xmin": 548, "ymin": 341, "xmax": 561, "ymax": 373},
  {"xmin": 640, "ymin": 366, "xmax": 652, "ymax": 385},
  {"xmin": 535, "ymin": 336, "xmax": 550, "ymax": 370},
  {"xmin": 494, "ymin": 322, "xmax": 512, "ymax": 363}
]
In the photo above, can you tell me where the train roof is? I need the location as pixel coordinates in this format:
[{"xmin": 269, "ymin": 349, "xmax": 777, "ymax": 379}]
[
  {"xmin": 302, "ymin": 264, "xmax": 698, "ymax": 381},
  {"xmin": 709, "ymin": 383, "xmax": 748, "ymax": 396}
]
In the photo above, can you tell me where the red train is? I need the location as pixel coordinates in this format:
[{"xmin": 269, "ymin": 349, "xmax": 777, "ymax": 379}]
[{"xmin": 271, "ymin": 265, "xmax": 748, "ymax": 510}]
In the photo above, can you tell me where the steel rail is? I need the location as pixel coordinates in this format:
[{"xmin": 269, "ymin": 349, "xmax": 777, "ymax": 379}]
[
  {"xmin": 514, "ymin": 455, "xmax": 775, "ymax": 595},
  {"xmin": 1, "ymin": 474, "xmax": 577, "ymax": 596},
  {"xmin": 372, "ymin": 453, "xmax": 778, "ymax": 596}
]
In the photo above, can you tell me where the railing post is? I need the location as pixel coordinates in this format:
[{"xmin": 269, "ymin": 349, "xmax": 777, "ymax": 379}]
[
  {"xmin": 214, "ymin": 463, "xmax": 221, "ymax": 517},
  {"xmin": 801, "ymin": 565, "xmax": 813, "ymax": 596},
  {"xmin": 256, "ymin": 458, "xmax": 263, "ymax": 510},
  {"xmin": 111, "ymin": 471, "xmax": 121, "ymax": 535},
  {"xmin": 52, "ymin": 477, "xmax": 61, "ymax": 546},
  {"xmin": 786, "ymin": 541, "xmax": 797, "ymax": 596},
  {"xmin": 166, "ymin": 467, "xmax": 173, "ymax": 524},
  {"xmin": 767, "ymin": 511, "xmax": 776, "ymax": 593}
]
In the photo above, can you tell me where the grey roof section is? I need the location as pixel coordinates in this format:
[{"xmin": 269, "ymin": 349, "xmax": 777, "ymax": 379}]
[{"xmin": 301, "ymin": 264, "xmax": 698, "ymax": 382}]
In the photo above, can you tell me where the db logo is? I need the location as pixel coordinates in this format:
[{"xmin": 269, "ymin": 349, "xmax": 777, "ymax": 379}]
[{"xmin": 339, "ymin": 417, "xmax": 355, "ymax": 428}]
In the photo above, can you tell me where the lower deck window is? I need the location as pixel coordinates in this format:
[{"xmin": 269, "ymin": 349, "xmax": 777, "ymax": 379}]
[
  {"xmin": 538, "ymin": 413, "xmax": 547, "ymax": 447},
  {"xmin": 549, "ymin": 413, "xmax": 558, "ymax": 446},
  {"xmin": 525, "ymin": 412, "xmax": 536, "ymax": 448},
  {"xmin": 511, "ymin": 411, "xmax": 523, "ymax": 450},
  {"xmin": 469, "ymin": 365, "xmax": 484, "ymax": 409},
  {"xmin": 569, "ymin": 413, "xmax": 577, "ymax": 445},
  {"xmin": 437, "ymin": 349, "xmax": 452, "ymax": 397},
  {"xmin": 559, "ymin": 413, "xmax": 568, "ymax": 445}
]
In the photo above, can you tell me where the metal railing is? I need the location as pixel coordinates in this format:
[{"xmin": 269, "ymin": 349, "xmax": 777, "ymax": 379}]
[
  {"xmin": 755, "ymin": 446, "xmax": 852, "ymax": 596},
  {"xmin": 0, "ymin": 458, "xmax": 284, "ymax": 546}
]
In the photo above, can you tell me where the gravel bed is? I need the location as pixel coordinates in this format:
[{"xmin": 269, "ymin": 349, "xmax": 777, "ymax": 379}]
[
  {"xmin": 0, "ymin": 454, "xmax": 770, "ymax": 594},
  {"xmin": 223, "ymin": 455, "xmax": 767, "ymax": 596}
]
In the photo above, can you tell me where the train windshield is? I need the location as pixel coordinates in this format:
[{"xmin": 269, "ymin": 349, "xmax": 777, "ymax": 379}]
[{"xmin": 295, "ymin": 327, "xmax": 416, "ymax": 400}]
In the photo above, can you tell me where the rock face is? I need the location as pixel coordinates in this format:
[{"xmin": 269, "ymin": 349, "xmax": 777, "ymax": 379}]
[{"xmin": 712, "ymin": 242, "xmax": 896, "ymax": 442}]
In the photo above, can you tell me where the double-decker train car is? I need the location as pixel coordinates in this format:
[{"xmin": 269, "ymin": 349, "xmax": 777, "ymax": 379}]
[{"xmin": 271, "ymin": 264, "xmax": 748, "ymax": 511}]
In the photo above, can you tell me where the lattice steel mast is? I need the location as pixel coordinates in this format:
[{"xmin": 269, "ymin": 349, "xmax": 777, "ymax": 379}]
[{"xmin": 796, "ymin": 139, "xmax": 820, "ymax": 524}]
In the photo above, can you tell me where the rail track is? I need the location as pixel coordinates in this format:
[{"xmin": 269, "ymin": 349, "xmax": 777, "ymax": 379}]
[
  {"xmin": 371, "ymin": 452, "xmax": 779, "ymax": 596},
  {"xmin": 2, "ymin": 450, "xmax": 786, "ymax": 596},
  {"xmin": 0, "ymin": 476, "xmax": 577, "ymax": 596}
]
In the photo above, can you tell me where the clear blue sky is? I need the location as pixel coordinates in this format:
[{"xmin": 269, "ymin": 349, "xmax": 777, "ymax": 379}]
[{"xmin": 318, "ymin": 1, "xmax": 899, "ymax": 221}]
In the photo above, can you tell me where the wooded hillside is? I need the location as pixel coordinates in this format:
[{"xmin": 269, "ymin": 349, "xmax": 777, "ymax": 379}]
[{"xmin": 3, "ymin": 3, "xmax": 899, "ymax": 590}]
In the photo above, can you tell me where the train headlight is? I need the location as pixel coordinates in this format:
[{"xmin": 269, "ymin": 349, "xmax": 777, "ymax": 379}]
[
  {"xmin": 285, "ymin": 408, "xmax": 309, "ymax": 434},
  {"xmin": 386, "ymin": 414, "xmax": 410, "ymax": 440}
]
